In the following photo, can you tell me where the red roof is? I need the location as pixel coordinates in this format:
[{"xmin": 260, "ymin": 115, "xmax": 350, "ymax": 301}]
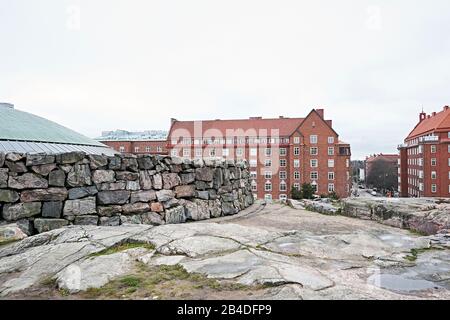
[
  {"xmin": 169, "ymin": 117, "xmax": 305, "ymax": 138},
  {"xmin": 407, "ymin": 106, "xmax": 450, "ymax": 140},
  {"xmin": 366, "ymin": 154, "xmax": 398, "ymax": 163}
]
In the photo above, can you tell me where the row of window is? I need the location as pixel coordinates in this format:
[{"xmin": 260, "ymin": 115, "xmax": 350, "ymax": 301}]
[
  {"xmin": 251, "ymin": 171, "xmax": 336, "ymax": 180},
  {"xmin": 120, "ymin": 146, "xmax": 164, "ymax": 153},
  {"xmin": 172, "ymin": 136, "xmax": 336, "ymax": 146},
  {"xmin": 407, "ymin": 184, "xmax": 450, "ymax": 195}
]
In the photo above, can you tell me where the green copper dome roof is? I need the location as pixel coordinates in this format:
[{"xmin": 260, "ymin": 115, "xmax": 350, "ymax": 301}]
[{"xmin": 0, "ymin": 103, "xmax": 103, "ymax": 147}]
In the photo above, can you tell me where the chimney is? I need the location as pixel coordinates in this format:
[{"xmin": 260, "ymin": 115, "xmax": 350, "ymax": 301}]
[
  {"xmin": 0, "ymin": 102, "xmax": 14, "ymax": 109},
  {"xmin": 419, "ymin": 111, "xmax": 426, "ymax": 122},
  {"xmin": 444, "ymin": 106, "xmax": 449, "ymax": 111},
  {"xmin": 432, "ymin": 112, "xmax": 437, "ymax": 116},
  {"xmin": 316, "ymin": 109, "xmax": 324, "ymax": 118},
  {"xmin": 170, "ymin": 118, "xmax": 177, "ymax": 125},
  {"xmin": 279, "ymin": 116, "xmax": 284, "ymax": 119}
]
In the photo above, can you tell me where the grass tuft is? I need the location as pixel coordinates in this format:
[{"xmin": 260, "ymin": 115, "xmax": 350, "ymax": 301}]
[{"xmin": 90, "ymin": 242, "xmax": 155, "ymax": 257}]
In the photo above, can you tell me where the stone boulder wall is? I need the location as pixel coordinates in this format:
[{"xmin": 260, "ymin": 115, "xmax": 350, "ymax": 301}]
[
  {"xmin": 0, "ymin": 152, "xmax": 254, "ymax": 235},
  {"xmin": 341, "ymin": 198, "xmax": 450, "ymax": 235}
]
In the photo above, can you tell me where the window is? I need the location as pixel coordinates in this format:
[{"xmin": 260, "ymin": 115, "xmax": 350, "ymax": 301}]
[
  {"xmin": 310, "ymin": 147, "xmax": 318, "ymax": 155},
  {"xmin": 264, "ymin": 194, "xmax": 273, "ymax": 201},
  {"xmin": 250, "ymin": 171, "xmax": 257, "ymax": 179},
  {"xmin": 280, "ymin": 148, "xmax": 287, "ymax": 156},
  {"xmin": 294, "ymin": 171, "xmax": 300, "ymax": 180},
  {"xmin": 265, "ymin": 182, "xmax": 272, "ymax": 191},
  {"xmin": 171, "ymin": 149, "xmax": 178, "ymax": 157},
  {"xmin": 222, "ymin": 149, "xmax": 229, "ymax": 157},
  {"xmin": 346, "ymin": 159, "xmax": 350, "ymax": 168},
  {"xmin": 293, "ymin": 183, "xmax": 300, "ymax": 190},
  {"xmin": 250, "ymin": 148, "xmax": 257, "ymax": 156},
  {"xmin": 279, "ymin": 194, "xmax": 288, "ymax": 201},
  {"xmin": 265, "ymin": 171, "xmax": 272, "ymax": 179},
  {"xmin": 280, "ymin": 182, "xmax": 287, "ymax": 192},
  {"xmin": 265, "ymin": 148, "xmax": 272, "ymax": 156},
  {"xmin": 328, "ymin": 137, "xmax": 334, "ymax": 144},
  {"xmin": 265, "ymin": 159, "xmax": 272, "ymax": 167},
  {"xmin": 279, "ymin": 171, "xmax": 287, "ymax": 179},
  {"xmin": 171, "ymin": 139, "xmax": 178, "ymax": 145},
  {"xmin": 236, "ymin": 148, "xmax": 244, "ymax": 157},
  {"xmin": 431, "ymin": 171, "xmax": 437, "ymax": 179},
  {"xmin": 311, "ymin": 159, "xmax": 318, "ymax": 168},
  {"xmin": 209, "ymin": 149, "xmax": 216, "ymax": 157},
  {"xmin": 328, "ymin": 159, "xmax": 335, "ymax": 168},
  {"xmin": 119, "ymin": 146, "xmax": 125, "ymax": 152},
  {"xmin": 311, "ymin": 172, "xmax": 318, "ymax": 180},
  {"xmin": 250, "ymin": 159, "xmax": 257, "ymax": 167},
  {"xmin": 328, "ymin": 172, "xmax": 335, "ymax": 180},
  {"xmin": 134, "ymin": 147, "xmax": 140, "ymax": 153},
  {"xmin": 310, "ymin": 135, "xmax": 318, "ymax": 144},
  {"xmin": 251, "ymin": 184, "xmax": 257, "ymax": 192},
  {"xmin": 431, "ymin": 145, "xmax": 437, "ymax": 153},
  {"xmin": 280, "ymin": 159, "xmax": 287, "ymax": 167},
  {"xmin": 146, "ymin": 146, "xmax": 151, "ymax": 153},
  {"xmin": 294, "ymin": 137, "xmax": 300, "ymax": 144},
  {"xmin": 195, "ymin": 149, "xmax": 202, "ymax": 158},
  {"xmin": 183, "ymin": 149, "xmax": 191, "ymax": 158},
  {"xmin": 432, "ymin": 184, "xmax": 437, "ymax": 193},
  {"xmin": 432, "ymin": 158, "xmax": 437, "ymax": 166},
  {"xmin": 157, "ymin": 146, "xmax": 162, "ymax": 153},
  {"xmin": 328, "ymin": 183, "xmax": 335, "ymax": 192},
  {"xmin": 294, "ymin": 159, "xmax": 300, "ymax": 168},
  {"xmin": 328, "ymin": 147, "xmax": 334, "ymax": 156},
  {"xmin": 294, "ymin": 147, "xmax": 300, "ymax": 156}
]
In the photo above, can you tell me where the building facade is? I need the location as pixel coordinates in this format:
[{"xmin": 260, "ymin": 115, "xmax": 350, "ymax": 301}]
[
  {"xmin": 399, "ymin": 106, "xmax": 450, "ymax": 197},
  {"xmin": 96, "ymin": 130, "xmax": 168, "ymax": 155},
  {"xmin": 167, "ymin": 109, "xmax": 352, "ymax": 200},
  {"xmin": 365, "ymin": 154, "xmax": 399, "ymax": 181}
]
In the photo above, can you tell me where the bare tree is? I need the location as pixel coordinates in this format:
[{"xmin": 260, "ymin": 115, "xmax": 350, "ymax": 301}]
[{"xmin": 366, "ymin": 159, "xmax": 398, "ymax": 191}]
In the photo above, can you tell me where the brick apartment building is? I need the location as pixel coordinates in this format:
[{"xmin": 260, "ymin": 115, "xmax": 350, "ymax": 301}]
[
  {"xmin": 398, "ymin": 106, "xmax": 450, "ymax": 197},
  {"xmin": 365, "ymin": 153, "xmax": 399, "ymax": 183},
  {"xmin": 96, "ymin": 130, "xmax": 168, "ymax": 155},
  {"xmin": 167, "ymin": 109, "xmax": 352, "ymax": 200}
]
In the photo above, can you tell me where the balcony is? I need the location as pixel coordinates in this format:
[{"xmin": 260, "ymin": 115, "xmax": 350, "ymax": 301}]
[{"xmin": 419, "ymin": 136, "xmax": 439, "ymax": 143}]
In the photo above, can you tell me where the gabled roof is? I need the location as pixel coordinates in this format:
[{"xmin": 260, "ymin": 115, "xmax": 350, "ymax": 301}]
[
  {"xmin": 168, "ymin": 117, "xmax": 305, "ymax": 137},
  {"xmin": 407, "ymin": 107, "xmax": 450, "ymax": 140}
]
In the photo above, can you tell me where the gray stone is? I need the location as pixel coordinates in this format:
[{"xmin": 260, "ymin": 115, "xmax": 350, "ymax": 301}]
[
  {"xmin": 63, "ymin": 197, "xmax": 97, "ymax": 217},
  {"xmin": 195, "ymin": 180, "xmax": 213, "ymax": 190},
  {"xmin": 48, "ymin": 170, "xmax": 66, "ymax": 187},
  {"xmin": 165, "ymin": 206, "xmax": 186, "ymax": 224},
  {"xmin": 97, "ymin": 182, "xmax": 126, "ymax": 191},
  {"xmin": 26, "ymin": 154, "xmax": 55, "ymax": 166},
  {"xmin": 120, "ymin": 214, "xmax": 143, "ymax": 225},
  {"xmin": 16, "ymin": 219, "xmax": 34, "ymax": 236},
  {"xmin": 122, "ymin": 157, "xmax": 139, "ymax": 172},
  {"xmin": 0, "ymin": 168, "xmax": 8, "ymax": 188},
  {"xmin": 97, "ymin": 191, "xmax": 130, "ymax": 205},
  {"xmin": 0, "ymin": 223, "xmax": 28, "ymax": 244},
  {"xmin": 222, "ymin": 192, "xmax": 238, "ymax": 202},
  {"xmin": 74, "ymin": 215, "xmax": 98, "ymax": 226},
  {"xmin": 67, "ymin": 165, "xmax": 92, "ymax": 187},
  {"xmin": 31, "ymin": 164, "xmax": 57, "ymax": 176},
  {"xmin": 92, "ymin": 170, "xmax": 115, "ymax": 184},
  {"xmin": 2, "ymin": 202, "xmax": 42, "ymax": 221},
  {"xmin": 163, "ymin": 198, "xmax": 180, "ymax": 209},
  {"xmin": 163, "ymin": 173, "xmax": 181, "ymax": 189},
  {"xmin": 175, "ymin": 185, "xmax": 196, "ymax": 198},
  {"xmin": 180, "ymin": 172, "xmax": 195, "ymax": 185},
  {"xmin": 5, "ymin": 153, "xmax": 24, "ymax": 162},
  {"xmin": 0, "ymin": 190, "xmax": 19, "ymax": 203},
  {"xmin": 34, "ymin": 218, "xmax": 68, "ymax": 233},
  {"xmin": 130, "ymin": 190, "xmax": 157, "ymax": 203},
  {"xmin": 97, "ymin": 206, "xmax": 123, "ymax": 217},
  {"xmin": 209, "ymin": 199, "xmax": 222, "ymax": 218},
  {"xmin": 193, "ymin": 158, "xmax": 204, "ymax": 168},
  {"xmin": 139, "ymin": 171, "xmax": 153, "ymax": 190},
  {"xmin": 56, "ymin": 152, "xmax": 85, "ymax": 164},
  {"xmin": 5, "ymin": 161, "xmax": 27, "ymax": 173},
  {"xmin": 99, "ymin": 216, "xmax": 121, "ymax": 226},
  {"xmin": 108, "ymin": 156, "xmax": 122, "ymax": 170},
  {"xmin": 141, "ymin": 212, "xmax": 165, "ymax": 225},
  {"xmin": 152, "ymin": 173, "xmax": 163, "ymax": 190},
  {"xmin": 222, "ymin": 202, "xmax": 237, "ymax": 216},
  {"xmin": 115, "ymin": 171, "xmax": 139, "ymax": 181},
  {"xmin": 88, "ymin": 155, "xmax": 108, "ymax": 170},
  {"xmin": 126, "ymin": 181, "xmax": 140, "ymax": 191},
  {"xmin": 209, "ymin": 189, "xmax": 218, "ymax": 200},
  {"xmin": 183, "ymin": 200, "xmax": 210, "ymax": 221},
  {"xmin": 122, "ymin": 203, "xmax": 150, "ymax": 215},
  {"xmin": 20, "ymin": 188, "xmax": 68, "ymax": 202},
  {"xmin": 42, "ymin": 202, "xmax": 63, "ymax": 218},
  {"xmin": 213, "ymin": 168, "xmax": 223, "ymax": 189},
  {"xmin": 0, "ymin": 152, "xmax": 5, "ymax": 167},
  {"xmin": 68, "ymin": 186, "xmax": 98, "ymax": 200},
  {"xmin": 137, "ymin": 157, "xmax": 155, "ymax": 170},
  {"xmin": 8, "ymin": 173, "xmax": 48, "ymax": 190},
  {"xmin": 195, "ymin": 167, "xmax": 214, "ymax": 182},
  {"xmin": 196, "ymin": 190, "xmax": 209, "ymax": 200},
  {"xmin": 156, "ymin": 190, "xmax": 174, "ymax": 202}
]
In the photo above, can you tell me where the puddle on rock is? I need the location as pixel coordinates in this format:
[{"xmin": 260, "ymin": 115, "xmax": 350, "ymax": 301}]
[{"xmin": 368, "ymin": 273, "xmax": 441, "ymax": 292}]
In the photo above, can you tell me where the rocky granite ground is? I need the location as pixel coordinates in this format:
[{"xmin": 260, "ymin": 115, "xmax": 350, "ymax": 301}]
[{"xmin": 0, "ymin": 201, "xmax": 449, "ymax": 300}]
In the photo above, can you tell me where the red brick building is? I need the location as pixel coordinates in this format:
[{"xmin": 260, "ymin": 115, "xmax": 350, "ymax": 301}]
[
  {"xmin": 96, "ymin": 130, "xmax": 168, "ymax": 155},
  {"xmin": 167, "ymin": 109, "xmax": 352, "ymax": 200},
  {"xmin": 398, "ymin": 106, "xmax": 450, "ymax": 197},
  {"xmin": 365, "ymin": 153, "xmax": 399, "ymax": 183}
]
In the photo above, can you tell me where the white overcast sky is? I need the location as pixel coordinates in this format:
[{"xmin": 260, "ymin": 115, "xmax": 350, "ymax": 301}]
[{"xmin": 1, "ymin": 0, "xmax": 450, "ymax": 159}]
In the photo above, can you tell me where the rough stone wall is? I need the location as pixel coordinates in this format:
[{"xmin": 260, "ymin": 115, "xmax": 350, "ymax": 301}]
[{"xmin": 0, "ymin": 152, "xmax": 254, "ymax": 235}]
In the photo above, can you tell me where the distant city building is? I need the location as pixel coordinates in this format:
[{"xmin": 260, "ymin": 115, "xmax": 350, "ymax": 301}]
[
  {"xmin": 398, "ymin": 106, "xmax": 450, "ymax": 197},
  {"xmin": 96, "ymin": 130, "xmax": 168, "ymax": 155},
  {"xmin": 167, "ymin": 109, "xmax": 352, "ymax": 200},
  {"xmin": 0, "ymin": 103, "xmax": 115, "ymax": 155},
  {"xmin": 365, "ymin": 154, "xmax": 399, "ymax": 182},
  {"xmin": 359, "ymin": 168, "xmax": 365, "ymax": 182}
]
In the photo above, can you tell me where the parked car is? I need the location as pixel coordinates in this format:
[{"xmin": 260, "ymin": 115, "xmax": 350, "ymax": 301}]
[{"xmin": 371, "ymin": 191, "xmax": 377, "ymax": 196}]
